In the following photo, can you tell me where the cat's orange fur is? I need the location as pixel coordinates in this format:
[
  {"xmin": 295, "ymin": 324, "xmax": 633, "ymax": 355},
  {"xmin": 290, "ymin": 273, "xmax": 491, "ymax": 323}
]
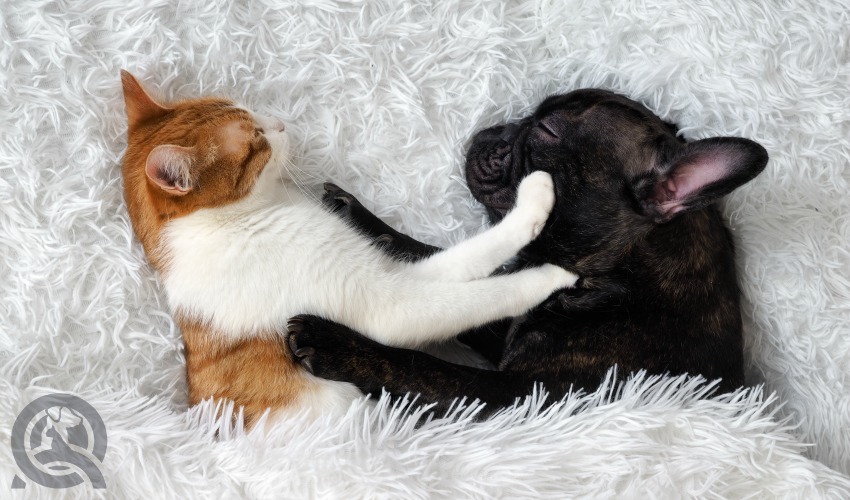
[{"xmin": 120, "ymin": 71, "xmax": 306, "ymax": 427}]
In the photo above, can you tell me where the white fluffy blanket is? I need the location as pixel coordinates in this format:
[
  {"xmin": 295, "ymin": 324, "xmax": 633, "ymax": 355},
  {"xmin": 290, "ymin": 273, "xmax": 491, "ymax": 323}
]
[{"xmin": 2, "ymin": 0, "xmax": 849, "ymax": 498}]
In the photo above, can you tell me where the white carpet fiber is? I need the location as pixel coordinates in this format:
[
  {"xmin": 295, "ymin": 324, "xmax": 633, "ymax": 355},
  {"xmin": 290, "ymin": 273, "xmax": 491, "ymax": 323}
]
[{"xmin": 1, "ymin": 0, "xmax": 849, "ymax": 498}]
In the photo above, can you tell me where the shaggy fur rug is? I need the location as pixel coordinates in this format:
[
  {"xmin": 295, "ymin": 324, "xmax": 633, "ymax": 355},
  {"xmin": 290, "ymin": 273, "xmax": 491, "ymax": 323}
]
[{"xmin": 2, "ymin": 0, "xmax": 849, "ymax": 498}]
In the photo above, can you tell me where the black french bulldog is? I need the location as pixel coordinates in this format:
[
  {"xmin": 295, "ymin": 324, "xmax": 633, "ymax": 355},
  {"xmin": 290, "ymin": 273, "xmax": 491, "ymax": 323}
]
[{"xmin": 286, "ymin": 89, "xmax": 768, "ymax": 417}]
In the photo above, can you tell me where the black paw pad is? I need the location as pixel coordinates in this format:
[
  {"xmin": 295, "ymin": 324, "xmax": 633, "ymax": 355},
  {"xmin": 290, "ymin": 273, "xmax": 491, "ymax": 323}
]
[
  {"xmin": 286, "ymin": 315, "xmax": 321, "ymax": 373},
  {"xmin": 322, "ymin": 183, "xmax": 358, "ymax": 212},
  {"xmin": 375, "ymin": 234, "xmax": 395, "ymax": 247}
]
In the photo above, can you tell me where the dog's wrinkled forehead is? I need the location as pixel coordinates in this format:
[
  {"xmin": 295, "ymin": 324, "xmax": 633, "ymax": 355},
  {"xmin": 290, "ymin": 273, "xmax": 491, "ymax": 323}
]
[
  {"xmin": 530, "ymin": 90, "xmax": 682, "ymax": 175},
  {"xmin": 534, "ymin": 89, "xmax": 672, "ymax": 130},
  {"xmin": 465, "ymin": 89, "xmax": 681, "ymax": 216}
]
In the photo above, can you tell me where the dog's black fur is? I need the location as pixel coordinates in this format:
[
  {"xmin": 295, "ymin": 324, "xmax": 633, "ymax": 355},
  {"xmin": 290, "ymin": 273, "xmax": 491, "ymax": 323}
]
[{"xmin": 287, "ymin": 89, "xmax": 768, "ymax": 416}]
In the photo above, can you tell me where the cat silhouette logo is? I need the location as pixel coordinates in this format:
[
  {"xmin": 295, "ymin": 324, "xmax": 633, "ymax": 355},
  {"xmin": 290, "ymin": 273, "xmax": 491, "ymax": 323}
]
[{"xmin": 10, "ymin": 394, "xmax": 107, "ymax": 489}]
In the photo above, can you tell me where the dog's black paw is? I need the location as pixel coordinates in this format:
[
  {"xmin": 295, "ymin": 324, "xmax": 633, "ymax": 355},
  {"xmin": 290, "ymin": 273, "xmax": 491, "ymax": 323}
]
[
  {"xmin": 321, "ymin": 182, "xmax": 440, "ymax": 261},
  {"xmin": 286, "ymin": 315, "xmax": 382, "ymax": 388},
  {"xmin": 287, "ymin": 314, "xmax": 343, "ymax": 377},
  {"xmin": 322, "ymin": 182, "xmax": 362, "ymax": 216},
  {"xmin": 321, "ymin": 183, "xmax": 401, "ymax": 250}
]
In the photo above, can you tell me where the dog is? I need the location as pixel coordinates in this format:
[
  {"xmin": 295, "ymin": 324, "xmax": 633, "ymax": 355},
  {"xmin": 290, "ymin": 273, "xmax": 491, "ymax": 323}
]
[{"xmin": 286, "ymin": 89, "xmax": 768, "ymax": 416}]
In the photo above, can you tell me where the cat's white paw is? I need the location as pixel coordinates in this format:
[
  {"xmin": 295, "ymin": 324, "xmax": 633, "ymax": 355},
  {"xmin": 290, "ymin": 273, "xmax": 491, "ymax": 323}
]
[
  {"xmin": 538, "ymin": 263, "xmax": 579, "ymax": 289},
  {"xmin": 513, "ymin": 171, "xmax": 556, "ymax": 239}
]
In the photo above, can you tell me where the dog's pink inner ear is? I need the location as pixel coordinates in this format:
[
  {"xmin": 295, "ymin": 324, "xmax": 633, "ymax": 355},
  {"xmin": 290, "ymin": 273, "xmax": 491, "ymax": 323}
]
[
  {"xmin": 652, "ymin": 150, "xmax": 736, "ymax": 214},
  {"xmin": 646, "ymin": 137, "xmax": 767, "ymax": 222}
]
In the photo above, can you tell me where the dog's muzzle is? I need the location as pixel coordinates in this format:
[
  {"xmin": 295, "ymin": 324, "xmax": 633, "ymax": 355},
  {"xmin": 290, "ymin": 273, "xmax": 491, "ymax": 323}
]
[{"xmin": 465, "ymin": 123, "xmax": 524, "ymax": 217}]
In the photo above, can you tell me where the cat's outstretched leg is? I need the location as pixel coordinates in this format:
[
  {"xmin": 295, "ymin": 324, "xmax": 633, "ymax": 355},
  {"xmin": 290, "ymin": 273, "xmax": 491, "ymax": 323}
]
[
  {"xmin": 357, "ymin": 262, "xmax": 577, "ymax": 347},
  {"xmin": 319, "ymin": 172, "xmax": 577, "ymax": 347},
  {"xmin": 411, "ymin": 171, "xmax": 556, "ymax": 282},
  {"xmin": 322, "ymin": 172, "xmax": 554, "ymax": 280}
]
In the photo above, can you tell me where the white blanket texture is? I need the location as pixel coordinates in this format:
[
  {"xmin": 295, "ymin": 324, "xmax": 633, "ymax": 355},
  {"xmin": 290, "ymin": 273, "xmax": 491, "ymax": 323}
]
[{"xmin": 1, "ymin": 0, "xmax": 849, "ymax": 498}]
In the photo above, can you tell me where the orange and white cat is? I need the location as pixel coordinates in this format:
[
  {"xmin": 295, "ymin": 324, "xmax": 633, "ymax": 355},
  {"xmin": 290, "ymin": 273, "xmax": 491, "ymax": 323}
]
[{"xmin": 120, "ymin": 70, "xmax": 577, "ymax": 427}]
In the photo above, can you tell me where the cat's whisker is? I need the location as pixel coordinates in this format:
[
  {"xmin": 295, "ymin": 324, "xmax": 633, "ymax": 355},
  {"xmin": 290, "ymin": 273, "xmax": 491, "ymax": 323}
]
[
  {"xmin": 290, "ymin": 172, "xmax": 326, "ymax": 202},
  {"xmin": 276, "ymin": 164, "xmax": 299, "ymax": 206},
  {"xmin": 289, "ymin": 165, "xmax": 324, "ymax": 184},
  {"xmin": 280, "ymin": 159, "xmax": 323, "ymax": 205}
]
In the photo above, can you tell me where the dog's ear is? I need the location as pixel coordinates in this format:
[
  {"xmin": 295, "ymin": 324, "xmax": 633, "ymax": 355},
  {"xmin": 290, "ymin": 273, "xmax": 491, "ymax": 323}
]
[{"xmin": 641, "ymin": 137, "xmax": 768, "ymax": 223}]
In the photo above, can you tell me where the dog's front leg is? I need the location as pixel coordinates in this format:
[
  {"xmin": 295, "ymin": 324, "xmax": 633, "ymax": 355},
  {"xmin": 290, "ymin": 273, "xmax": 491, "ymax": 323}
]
[
  {"xmin": 322, "ymin": 182, "xmax": 442, "ymax": 262},
  {"xmin": 286, "ymin": 315, "xmax": 539, "ymax": 418}
]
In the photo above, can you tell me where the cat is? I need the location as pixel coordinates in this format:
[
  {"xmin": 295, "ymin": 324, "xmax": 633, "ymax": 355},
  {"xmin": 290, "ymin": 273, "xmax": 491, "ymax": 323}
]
[{"xmin": 119, "ymin": 71, "xmax": 578, "ymax": 427}]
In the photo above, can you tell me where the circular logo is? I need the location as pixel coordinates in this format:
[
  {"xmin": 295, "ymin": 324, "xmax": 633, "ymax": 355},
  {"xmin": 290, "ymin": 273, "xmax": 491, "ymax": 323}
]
[{"xmin": 11, "ymin": 394, "xmax": 107, "ymax": 489}]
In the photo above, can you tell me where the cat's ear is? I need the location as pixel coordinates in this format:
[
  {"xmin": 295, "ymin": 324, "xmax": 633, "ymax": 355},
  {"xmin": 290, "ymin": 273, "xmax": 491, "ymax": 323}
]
[
  {"xmin": 641, "ymin": 137, "xmax": 768, "ymax": 223},
  {"xmin": 121, "ymin": 70, "xmax": 170, "ymax": 131},
  {"xmin": 145, "ymin": 145, "xmax": 195, "ymax": 196}
]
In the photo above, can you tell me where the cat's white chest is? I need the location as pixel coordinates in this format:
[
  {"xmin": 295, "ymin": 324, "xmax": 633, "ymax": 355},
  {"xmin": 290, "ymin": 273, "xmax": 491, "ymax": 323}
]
[
  {"xmin": 158, "ymin": 196, "xmax": 391, "ymax": 340},
  {"xmin": 160, "ymin": 202, "xmax": 320, "ymax": 336}
]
